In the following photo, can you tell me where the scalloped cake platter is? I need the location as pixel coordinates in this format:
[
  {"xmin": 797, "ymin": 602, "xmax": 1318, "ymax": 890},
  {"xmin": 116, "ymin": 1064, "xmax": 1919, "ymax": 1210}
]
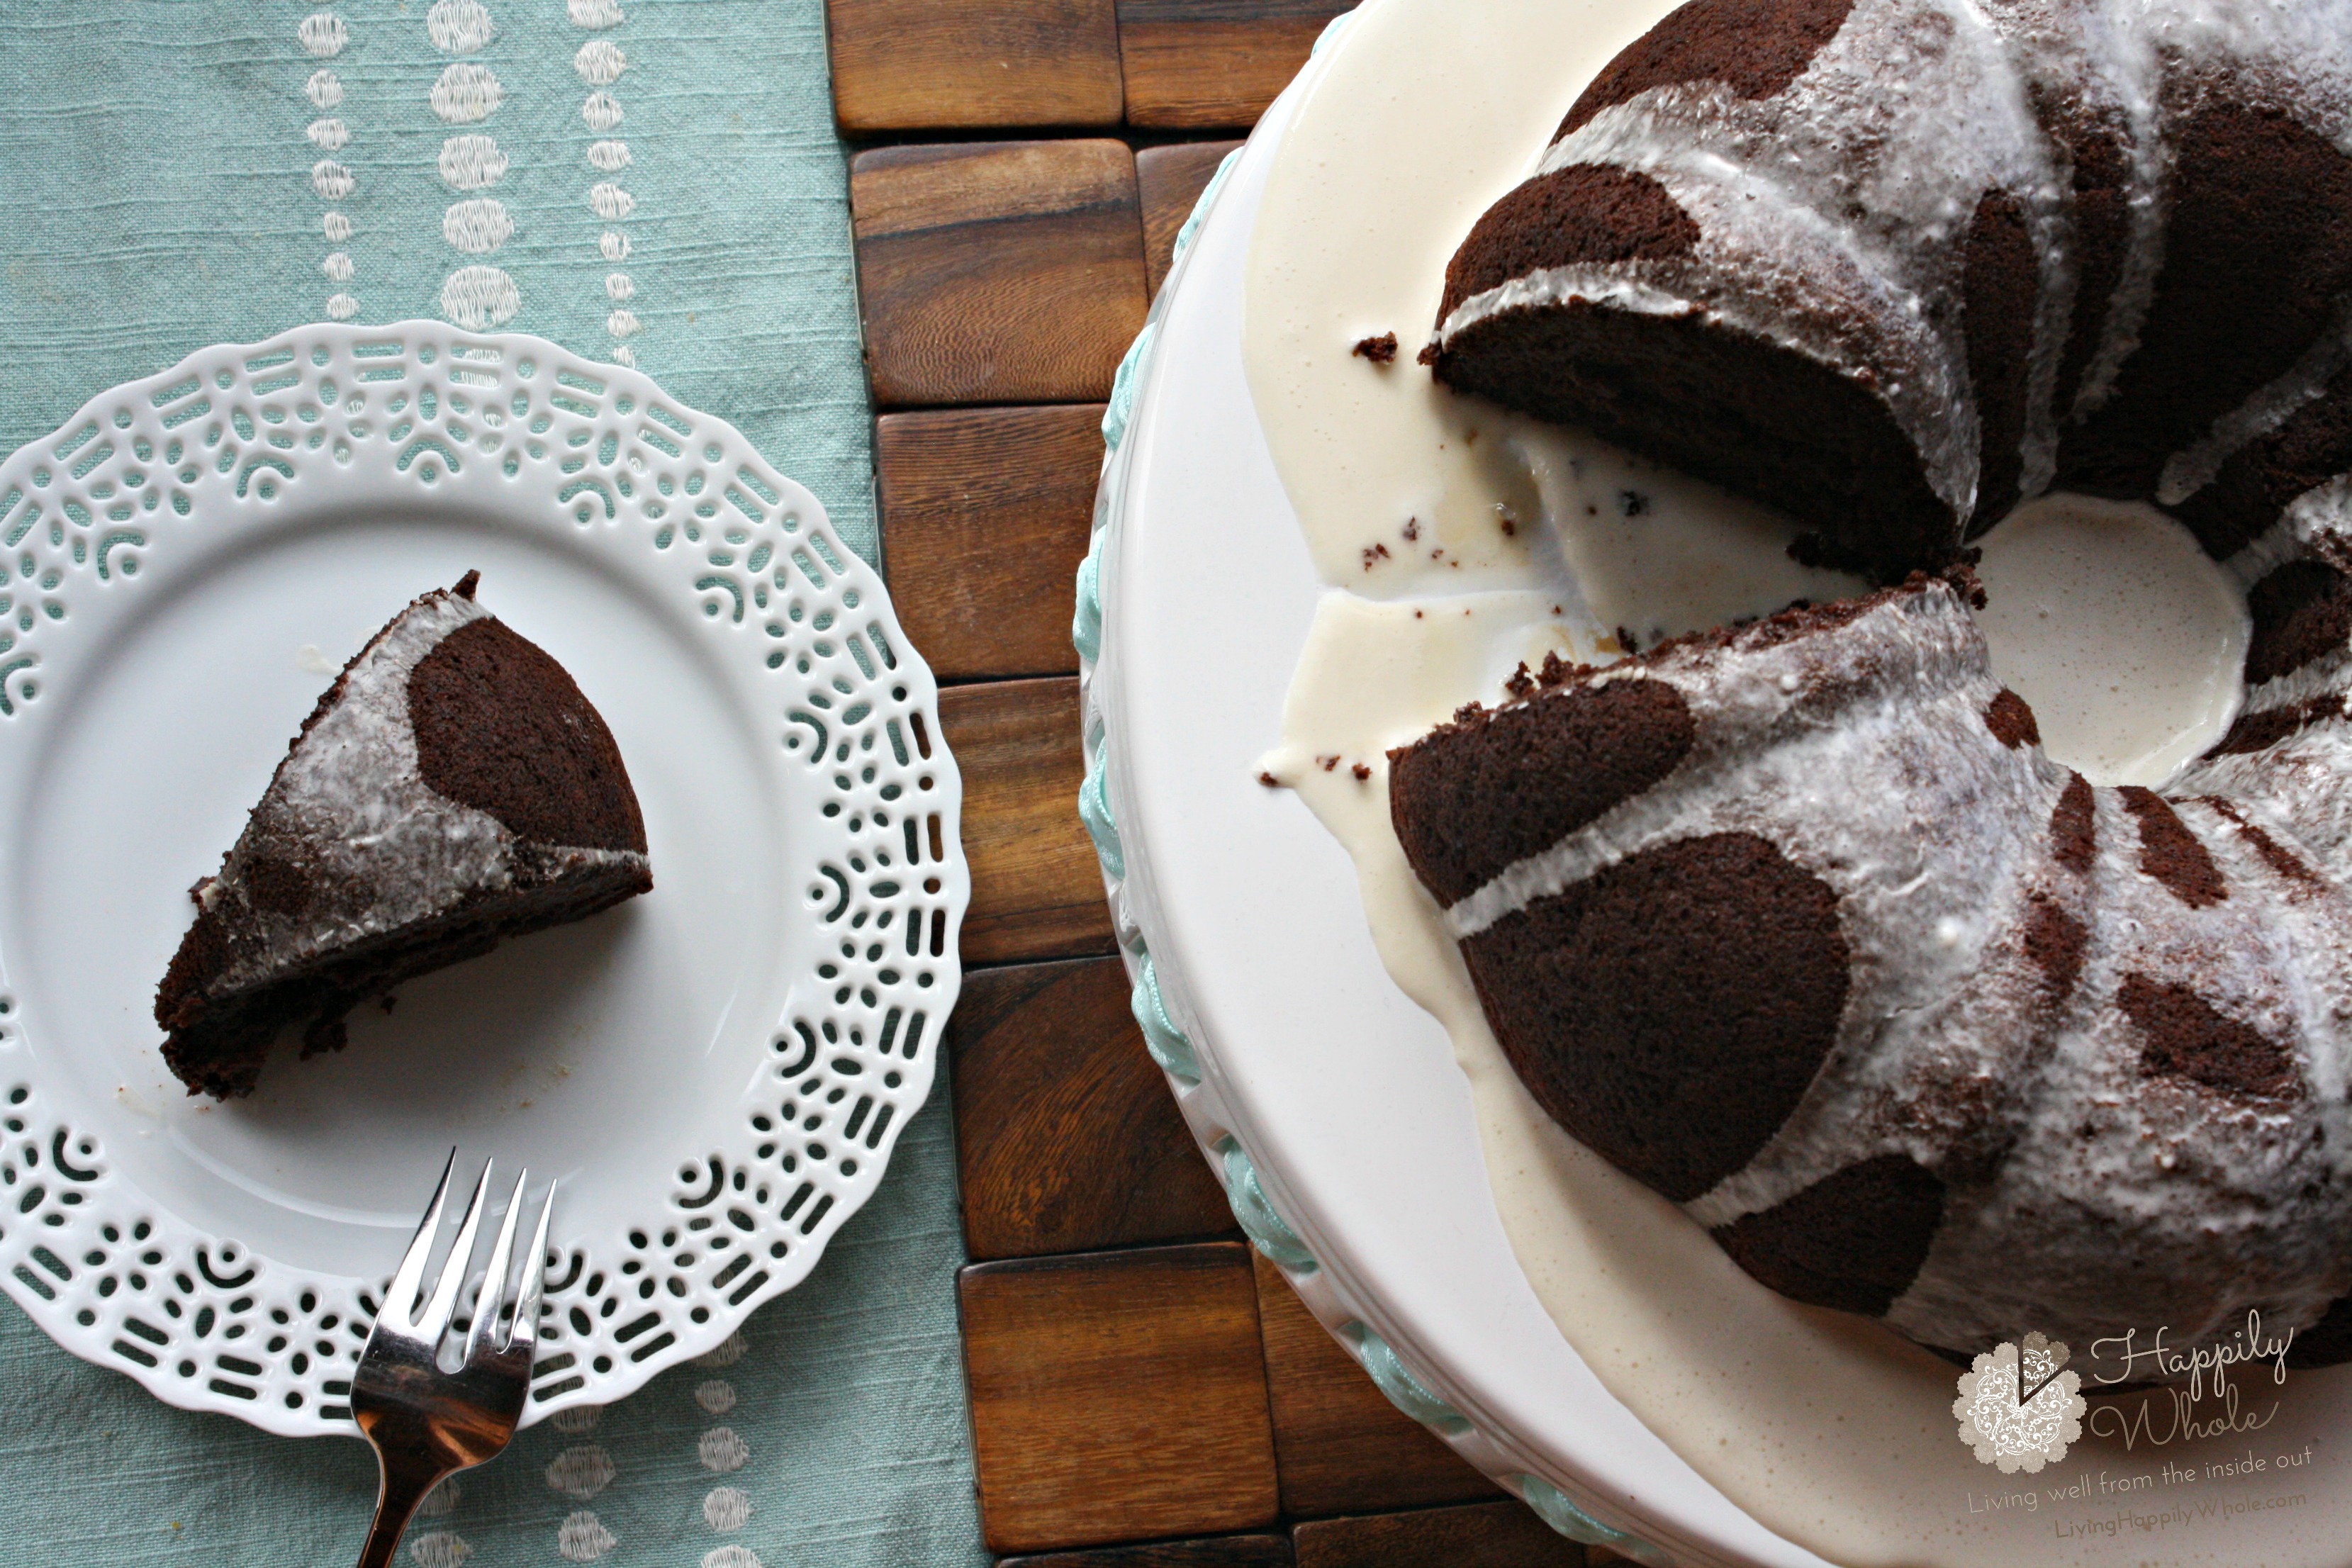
[
  {"xmin": 1081, "ymin": 4, "xmax": 2352, "ymax": 1567},
  {"xmin": 0, "ymin": 322, "xmax": 966, "ymax": 1437}
]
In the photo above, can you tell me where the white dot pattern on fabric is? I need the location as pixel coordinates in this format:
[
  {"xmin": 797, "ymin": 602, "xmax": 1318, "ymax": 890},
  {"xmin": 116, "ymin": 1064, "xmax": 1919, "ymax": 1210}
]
[
  {"xmin": 571, "ymin": 0, "xmax": 642, "ymax": 363},
  {"xmin": 551, "ymin": 1404, "xmax": 605, "ymax": 1435},
  {"xmin": 429, "ymin": 6, "xmax": 513, "ymax": 327},
  {"xmin": 443, "ymin": 198, "xmax": 514, "ymax": 254},
  {"xmin": 693, "ymin": 1378, "xmax": 735, "ymax": 1414},
  {"xmin": 702, "ymin": 1486, "xmax": 753, "ymax": 1532},
  {"xmin": 299, "ymin": 12, "xmax": 347, "ymax": 57},
  {"xmin": 307, "ymin": 118, "xmax": 348, "ymax": 151},
  {"xmin": 326, "ymin": 292, "xmax": 358, "ymax": 320},
  {"xmin": 694, "ymin": 1331, "xmax": 748, "ymax": 1370},
  {"xmin": 323, "ymin": 251, "xmax": 354, "ymax": 282},
  {"xmin": 416, "ymin": 1477, "xmax": 463, "ymax": 1518},
  {"xmin": 310, "ymin": 160, "xmax": 354, "ymax": 201},
  {"xmin": 575, "ymin": 39, "xmax": 627, "ymax": 85},
  {"xmin": 701, "ymin": 1548, "xmax": 763, "ymax": 1568},
  {"xmin": 426, "ymin": 0, "xmax": 493, "ymax": 53},
  {"xmin": 545, "ymin": 1443, "xmax": 618, "ymax": 1501},
  {"xmin": 306, "ymin": 70, "xmax": 343, "ymax": 109},
  {"xmin": 408, "ymin": 1531, "xmax": 474, "ymax": 1568},
  {"xmin": 698, "ymin": 1428, "xmax": 749, "ymax": 1474},
  {"xmin": 323, "ymin": 211, "xmax": 352, "ymax": 241},
  {"xmin": 431, "ymin": 62, "xmax": 503, "ymax": 124},
  {"xmin": 439, "ymin": 133, "xmax": 508, "ymax": 191},
  {"xmin": 440, "ymin": 264, "xmax": 518, "ymax": 327},
  {"xmin": 557, "ymin": 1511, "xmax": 618, "ymax": 1562}
]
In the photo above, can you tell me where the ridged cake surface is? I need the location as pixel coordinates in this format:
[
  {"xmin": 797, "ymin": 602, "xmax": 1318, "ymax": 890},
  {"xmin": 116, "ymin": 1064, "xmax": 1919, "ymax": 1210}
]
[{"xmin": 1399, "ymin": 0, "xmax": 2352, "ymax": 1369}]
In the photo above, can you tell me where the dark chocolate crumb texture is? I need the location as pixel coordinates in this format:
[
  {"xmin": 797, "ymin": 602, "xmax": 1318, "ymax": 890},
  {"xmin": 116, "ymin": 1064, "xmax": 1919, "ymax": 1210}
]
[
  {"xmin": 154, "ymin": 573, "xmax": 651, "ymax": 1098},
  {"xmin": 1394, "ymin": 554, "xmax": 2352, "ymax": 1370},
  {"xmin": 1389, "ymin": 0, "xmax": 2352, "ymax": 1376}
]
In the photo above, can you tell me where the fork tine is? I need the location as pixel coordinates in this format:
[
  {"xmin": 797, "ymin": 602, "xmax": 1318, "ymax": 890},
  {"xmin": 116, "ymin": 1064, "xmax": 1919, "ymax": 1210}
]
[
  {"xmin": 508, "ymin": 1180, "xmax": 556, "ymax": 1355},
  {"xmin": 465, "ymin": 1167, "xmax": 530, "ymax": 1365},
  {"xmin": 384, "ymin": 1148, "xmax": 458, "ymax": 1329},
  {"xmin": 418, "ymin": 1158, "xmax": 495, "ymax": 1345}
]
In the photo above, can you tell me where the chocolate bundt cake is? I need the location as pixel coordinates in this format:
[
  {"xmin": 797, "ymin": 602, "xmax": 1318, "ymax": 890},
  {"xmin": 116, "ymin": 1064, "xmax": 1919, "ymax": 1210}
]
[
  {"xmin": 155, "ymin": 573, "xmax": 652, "ymax": 1099},
  {"xmin": 1394, "ymin": 542, "xmax": 2352, "ymax": 1367},
  {"xmin": 1390, "ymin": 0, "xmax": 2352, "ymax": 1368},
  {"xmin": 1428, "ymin": 0, "xmax": 2352, "ymax": 573}
]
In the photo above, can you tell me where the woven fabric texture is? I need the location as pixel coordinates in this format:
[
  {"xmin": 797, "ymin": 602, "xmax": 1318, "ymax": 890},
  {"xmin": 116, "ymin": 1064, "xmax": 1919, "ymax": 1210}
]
[{"xmin": 0, "ymin": 2, "xmax": 988, "ymax": 1563}]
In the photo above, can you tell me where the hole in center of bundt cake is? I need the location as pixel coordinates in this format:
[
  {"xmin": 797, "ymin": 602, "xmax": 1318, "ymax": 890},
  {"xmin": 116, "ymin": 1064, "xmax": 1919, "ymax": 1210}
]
[{"xmin": 1971, "ymin": 493, "xmax": 2249, "ymax": 787}]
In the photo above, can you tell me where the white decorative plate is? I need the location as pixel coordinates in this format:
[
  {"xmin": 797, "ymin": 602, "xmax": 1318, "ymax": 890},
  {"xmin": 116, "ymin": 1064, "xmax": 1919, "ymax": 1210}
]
[{"xmin": 0, "ymin": 321, "xmax": 967, "ymax": 1436}]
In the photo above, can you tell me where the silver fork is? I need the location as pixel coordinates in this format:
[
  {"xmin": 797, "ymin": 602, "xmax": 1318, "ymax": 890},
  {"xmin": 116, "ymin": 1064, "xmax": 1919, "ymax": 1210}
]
[{"xmin": 352, "ymin": 1150, "xmax": 554, "ymax": 1568}]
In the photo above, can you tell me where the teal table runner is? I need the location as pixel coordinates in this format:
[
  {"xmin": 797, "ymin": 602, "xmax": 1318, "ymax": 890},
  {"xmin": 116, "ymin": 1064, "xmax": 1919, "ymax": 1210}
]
[{"xmin": 0, "ymin": 3, "xmax": 987, "ymax": 1562}]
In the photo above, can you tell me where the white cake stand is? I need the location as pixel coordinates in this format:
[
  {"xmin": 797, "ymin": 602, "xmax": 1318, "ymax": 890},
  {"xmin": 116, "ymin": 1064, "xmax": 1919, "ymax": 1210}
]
[
  {"xmin": 1074, "ymin": 30, "xmax": 1813, "ymax": 1567},
  {"xmin": 1080, "ymin": 9, "xmax": 2352, "ymax": 1566}
]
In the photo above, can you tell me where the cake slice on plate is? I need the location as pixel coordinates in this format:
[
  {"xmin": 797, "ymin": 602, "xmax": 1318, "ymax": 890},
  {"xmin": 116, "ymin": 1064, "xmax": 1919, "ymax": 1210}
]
[{"xmin": 154, "ymin": 571, "xmax": 653, "ymax": 1099}]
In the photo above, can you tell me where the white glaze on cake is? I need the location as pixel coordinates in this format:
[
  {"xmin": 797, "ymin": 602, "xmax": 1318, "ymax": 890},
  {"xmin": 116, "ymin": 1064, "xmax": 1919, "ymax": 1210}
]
[
  {"xmin": 1239, "ymin": 1, "xmax": 2352, "ymax": 1562},
  {"xmin": 197, "ymin": 585, "xmax": 644, "ymax": 995},
  {"xmin": 1435, "ymin": 0, "xmax": 2352, "ymax": 530}
]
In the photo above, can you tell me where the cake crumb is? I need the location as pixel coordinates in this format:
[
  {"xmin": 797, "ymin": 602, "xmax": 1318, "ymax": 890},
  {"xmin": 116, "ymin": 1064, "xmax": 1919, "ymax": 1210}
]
[
  {"xmin": 1360, "ymin": 541, "xmax": 1391, "ymax": 571},
  {"xmin": 379, "ymin": 995, "xmax": 398, "ymax": 1015},
  {"xmin": 1351, "ymin": 763, "xmax": 1371, "ymax": 780},
  {"xmin": 1617, "ymin": 625, "xmax": 1640, "ymax": 654},
  {"xmin": 1417, "ymin": 341, "xmax": 1440, "ymax": 367},
  {"xmin": 1353, "ymin": 332, "xmax": 1399, "ymax": 364},
  {"xmin": 1258, "ymin": 771, "xmax": 1280, "ymax": 788},
  {"xmin": 1618, "ymin": 490, "xmax": 1650, "ymax": 517},
  {"xmin": 1316, "ymin": 754, "xmax": 1340, "ymax": 772},
  {"xmin": 1402, "ymin": 518, "xmax": 1419, "ymax": 542}
]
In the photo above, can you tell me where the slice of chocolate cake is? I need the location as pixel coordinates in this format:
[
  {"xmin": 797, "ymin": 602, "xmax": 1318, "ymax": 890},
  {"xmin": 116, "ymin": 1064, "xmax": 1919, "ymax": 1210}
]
[{"xmin": 154, "ymin": 572, "xmax": 652, "ymax": 1098}]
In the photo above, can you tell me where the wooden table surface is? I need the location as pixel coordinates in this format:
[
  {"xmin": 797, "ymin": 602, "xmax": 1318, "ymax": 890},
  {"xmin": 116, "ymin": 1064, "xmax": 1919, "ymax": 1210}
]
[{"xmin": 824, "ymin": 4, "xmax": 1628, "ymax": 1562}]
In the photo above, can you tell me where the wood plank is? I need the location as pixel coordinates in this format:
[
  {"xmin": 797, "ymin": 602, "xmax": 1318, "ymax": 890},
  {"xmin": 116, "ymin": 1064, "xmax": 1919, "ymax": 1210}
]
[
  {"xmin": 1117, "ymin": 0, "xmax": 1352, "ymax": 130},
  {"xmin": 827, "ymin": 0, "xmax": 1124, "ymax": 135},
  {"xmin": 879, "ymin": 406, "xmax": 1102, "ymax": 681},
  {"xmin": 852, "ymin": 141, "xmax": 1148, "ymax": 407},
  {"xmin": 939, "ymin": 677, "xmax": 1117, "ymax": 965},
  {"xmin": 962, "ymin": 1243, "xmax": 1281, "ymax": 1553},
  {"xmin": 1291, "ymin": 1501, "xmax": 1584, "ymax": 1568},
  {"xmin": 1002, "ymin": 1536, "xmax": 1294, "ymax": 1567},
  {"xmin": 1136, "ymin": 140, "xmax": 1245, "ymax": 299},
  {"xmin": 951, "ymin": 957, "xmax": 1237, "ymax": 1259},
  {"xmin": 1253, "ymin": 1250, "xmax": 1501, "ymax": 1518}
]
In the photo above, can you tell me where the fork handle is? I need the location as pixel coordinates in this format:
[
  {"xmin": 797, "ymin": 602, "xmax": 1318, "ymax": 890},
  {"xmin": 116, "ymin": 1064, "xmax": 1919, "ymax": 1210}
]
[{"xmin": 355, "ymin": 1452, "xmax": 451, "ymax": 1568}]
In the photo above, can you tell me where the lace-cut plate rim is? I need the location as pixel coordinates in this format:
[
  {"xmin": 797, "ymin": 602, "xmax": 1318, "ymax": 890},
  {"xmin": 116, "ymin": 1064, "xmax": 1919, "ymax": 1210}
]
[{"xmin": 0, "ymin": 322, "xmax": 968, "ymax": 1437}]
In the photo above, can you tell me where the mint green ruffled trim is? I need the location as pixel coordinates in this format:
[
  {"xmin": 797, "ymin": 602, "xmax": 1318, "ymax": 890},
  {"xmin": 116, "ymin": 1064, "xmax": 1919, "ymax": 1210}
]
[
  {"xmin": 1516, "ymin": 1474, "xmax": 1669, "ymax": 1562},
  {"xmin": 1214, "ymin": 1137, "xmax": 1318, "ymax": 1274},
  {"xmin": 1072, "ymin": 545, "xmax": 1103, "ymax": 663},
  {"xmin": 1171, "ymin": 149, "xmax": 1244, "ymax": 273},
  {"xmin": 1343, "ymin": 1322, "xmax": 1472, "ymax": 1435},
  {"xmin": 1130, "ymin": 951, "xmax": 1200, "ymax": 1085},
  {"xmin": 1310, "ymin": 9, "xmax": 1353, "ymax": 57},
  {"xmin": 1077, "ymin": 735, "xmax": 1122, "ymax": 879},
  {"xmin": 1101, "ymin": 321, "xmax": 1157, "ymax": 455}
]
